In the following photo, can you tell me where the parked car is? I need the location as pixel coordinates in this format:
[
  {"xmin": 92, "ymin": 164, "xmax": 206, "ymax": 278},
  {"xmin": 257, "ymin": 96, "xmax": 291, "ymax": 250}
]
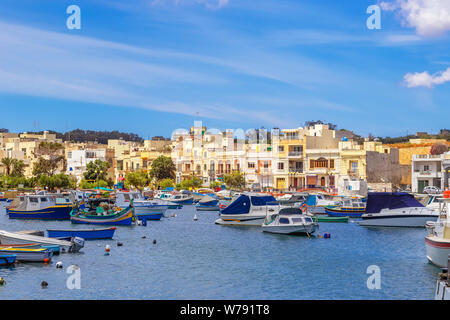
[{"xmin": 423, "ymin": 186, "xmax": 442, "ymax": 194}]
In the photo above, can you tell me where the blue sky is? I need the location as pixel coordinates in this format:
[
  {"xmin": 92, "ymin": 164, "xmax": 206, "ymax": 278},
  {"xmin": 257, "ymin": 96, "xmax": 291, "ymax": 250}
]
[{"xmin": 0, "ymin": 0, "xmax": 449, "ymax": 138}]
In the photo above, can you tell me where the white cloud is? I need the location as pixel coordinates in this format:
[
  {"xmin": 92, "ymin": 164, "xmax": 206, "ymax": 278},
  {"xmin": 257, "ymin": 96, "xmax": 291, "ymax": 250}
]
[
  {"xmin": 403, "ymin": 67, "xmax": 450, "ymax": 88},
  {"xmin": 381, "ymin": 0, "xmax": 450, "ymax": 36}
]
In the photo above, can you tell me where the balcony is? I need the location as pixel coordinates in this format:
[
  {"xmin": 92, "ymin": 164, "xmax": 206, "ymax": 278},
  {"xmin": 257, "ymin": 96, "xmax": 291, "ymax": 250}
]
[
  {"xmin": 288, "ymin": 152, "xmax": 303, "ymax": 158},
  {"xmin": 413, "ymin": 170, "xmax": 442, "ymax": 178}
]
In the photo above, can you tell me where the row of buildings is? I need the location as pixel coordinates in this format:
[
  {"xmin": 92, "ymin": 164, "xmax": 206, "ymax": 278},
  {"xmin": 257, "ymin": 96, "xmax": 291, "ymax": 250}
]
[{"xmin": 0, "ymin": 124, "xmax": 449, "ymax": 194}]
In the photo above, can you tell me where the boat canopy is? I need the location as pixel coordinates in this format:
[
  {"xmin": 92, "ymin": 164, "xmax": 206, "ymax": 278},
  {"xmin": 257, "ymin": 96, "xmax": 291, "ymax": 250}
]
[
  {"xmin": 221, "ymin": 194, "xmax": 277, "ymax": 215},
  {"xmin": 366, "ymin": 192, "xmax": 424, "ymax": 214}
]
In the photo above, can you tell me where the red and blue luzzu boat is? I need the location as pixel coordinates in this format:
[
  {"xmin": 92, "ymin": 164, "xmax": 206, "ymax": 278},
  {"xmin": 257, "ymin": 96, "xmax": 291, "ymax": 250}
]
[
  {"xmin": 70, "ymin": 199, "xmax": 134, "ymax": 226},
  {"xmin": 324, "ymin": 198, "xmax": 366, "ymax": 218},
  {"xmin": 7, "ymin": 195, "xmax": 73, "ymax": 220}
]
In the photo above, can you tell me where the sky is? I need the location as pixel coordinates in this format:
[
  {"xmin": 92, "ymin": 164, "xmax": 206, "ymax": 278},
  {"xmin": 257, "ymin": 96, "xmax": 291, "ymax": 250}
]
[{"xmin": 0, "ymin": 0, "xmax": 449, "ymax": 139}]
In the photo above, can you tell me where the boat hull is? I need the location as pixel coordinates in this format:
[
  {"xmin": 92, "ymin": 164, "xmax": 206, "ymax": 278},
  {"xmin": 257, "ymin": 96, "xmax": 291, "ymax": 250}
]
[
  {"xmin": 0, "ymin": 248, "xmax": 52, "ymax": 262},
  {"xmin": 215, "ymin": 214, "xmax": 266, "ymax": 226},
  {"xmin": 70, "ymin": 207, "xmax": 133, "ymax": 226},
  {"xmin": 196, "ymin": 205, "xmax": 220, "ymax": 211},
  {"xmin": 359, "ymin": 214, "xmax": 438, "ymax": 227},
  {"xmin": 325, "ymin": 206, "xmax": 364, "ymax": 218},
  {"xmin": 425, "ymin": 236, "xmax": 450, "ymax": 268},
  {"xmin": 7, "ymin": 205, "xmax": 72, "ymax": 220},
  {"xmin": 136, "ymin": 213, "xmax": 163, "ymax": 221},
  {"xmin": 262, "ymin": 224, "xmax": 317, "ymax": 235},
  {"xmin": 47, "ymin": 227, "xmax": 116, "ymax": 240},
  {"xmin": 0, "ymin": 254, "xmax": 16, "ymax": 265}
]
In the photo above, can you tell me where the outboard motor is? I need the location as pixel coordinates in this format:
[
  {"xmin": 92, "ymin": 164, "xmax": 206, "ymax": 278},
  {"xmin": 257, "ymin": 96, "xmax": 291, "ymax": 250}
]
[{"xmin": 69, "ymin": 236, "xmax": 85, "ymax": 253}]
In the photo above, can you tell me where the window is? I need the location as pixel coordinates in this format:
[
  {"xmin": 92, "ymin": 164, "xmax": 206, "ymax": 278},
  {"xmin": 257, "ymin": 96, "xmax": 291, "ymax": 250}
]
[
  {"xmin": 68, "ymin": 152, "xmax": 72, "ymax": 159},
  {"xmin": 248, "ymin": 162, "xmax": 255, "ymax": 169},
  {"xmin": 264, "ymin": 161, "xmax": 269, "ymax": 169},
  {"xmin": 329, "ymin": 159, "xmax": 334, "ymax": 169},
  {"xmin": 40, "ymin": 197, "xmax": 47, "ymax": 202},
  {"xmin": 278, "ymin": 162, "xmax": 284, "ymax": 170},
  {"xmin": 424, "ymin": 165, "xmax": 430, "ymax": 171},
  {"xmin": 278, "ymin": 146, "xmax": 284, "ymax": 152},
  {"xmin": 30, "ymin": 197, "xmax": 39, "ymax": 203},
  {"xmin": 350, "ymin": 161, "xmax": 358, "ymax": 173},
  {"xmin": 279, "ymin": 218, "xmax": 290, "ymax": 224}
]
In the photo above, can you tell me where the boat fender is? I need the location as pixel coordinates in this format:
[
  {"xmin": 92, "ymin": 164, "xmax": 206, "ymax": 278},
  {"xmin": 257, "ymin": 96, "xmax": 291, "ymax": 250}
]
[
  {"xmin": 105, "ymin": 245, "xmax": 110, "ymax": 252},
  {"xmin": 56, "ymin": 261, "xmax": 63, "ymax": 269},
  {"xmin": 0, "ymin": 277, "xmax": 5, "ymax": 285},
  {"xmin": 137, "ymin": 220, "xmax": 142, "ymax": 226},
  {"xmin": 194, "ymin": 214, "xmax": 198, "ymax": 221},
  {"xmin": 41, "ymin": 281, "xmax": 48, "ymax": 288}
]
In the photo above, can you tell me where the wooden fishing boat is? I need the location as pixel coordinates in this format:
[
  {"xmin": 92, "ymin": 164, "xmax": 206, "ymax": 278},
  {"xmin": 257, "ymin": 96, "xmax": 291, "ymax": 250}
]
[
  {"xmin": 7, "ymin": 194, "xmax": 73, "ymax": 220},
  {"xmin": 324, "ymin": 197, "xmax": 366, "ymax": 218},
  {"xmin": 0, "ymin": 243, "xmax": 60, "ymax": 254},
  {"xmin": 47, "ymin": 227, "xmax": 116, "ymax": 240},
  {"xmin": 0, "ymin": 247, "xmax": 52, "ymax": 263},
  {"xmin": 0, "ymin": 230, "xmax": 84, "ymax": 253},
  {"xmin": 70, "ymin": 200, "xmax": 134, "ymax": 226},
  {"xmin": 0, "ymin": 254, "xmax": 16, "ymax": 265}
]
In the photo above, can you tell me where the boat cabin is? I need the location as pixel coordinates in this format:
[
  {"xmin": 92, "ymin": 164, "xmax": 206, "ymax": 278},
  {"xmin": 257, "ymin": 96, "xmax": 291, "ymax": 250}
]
[{"xmin": 10, "ymin": 194, "xmax": 71, "ymax": 211}]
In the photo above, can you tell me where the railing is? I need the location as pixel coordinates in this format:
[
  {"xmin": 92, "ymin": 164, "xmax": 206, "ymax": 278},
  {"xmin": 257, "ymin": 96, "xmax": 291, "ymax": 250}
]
[{"xmin": 288, "ymin": 152, "xmax": 302, "ymax": 157}]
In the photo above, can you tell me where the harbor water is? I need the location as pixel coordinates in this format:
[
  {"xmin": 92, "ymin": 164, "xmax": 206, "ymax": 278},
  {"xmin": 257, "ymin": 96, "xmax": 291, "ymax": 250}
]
[{"xmin": 0, "ymin": 203, "xmax": 440, "ymax": 299}]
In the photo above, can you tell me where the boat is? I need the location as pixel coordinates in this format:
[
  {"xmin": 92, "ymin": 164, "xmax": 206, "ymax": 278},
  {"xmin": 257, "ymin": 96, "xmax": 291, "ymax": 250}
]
[
  {"xmin": 434, "ymin": 254, "xmax": 450, "ymax": 300},
  {"xmin": 0, "ymin": 230, "xmax": 84, "ymax": 253},
  {"xmin": 215, "ymin": 193, "xmax": 279, "ymax": 226},
  {"xmin": 0, "ymin": 243, "xmax": 60, "ymax": 254},
  {"xmin": 311, "ymin": 215, "xmax": 349, "ymax": 223},
  {"xmin": 305, "ymin": 194, "xmax": 340, "ymax": 214},
  {"xmin": 425, "ymin": 200, "xmax": 450, "ymax": 268},
  {"xmin": 0, "ymin": 247, "xmax": 52, "ymax": 263},
  {"xmin": 325, "ymin": 197, "xmax": 366, "ymax": 218},
  {"xmin": 7, "ymin": 194, "xmax": 73, "ymax": 220},
  {"xmin": 277, "ymin": 193, "xmax": 309, "ymax": 206},
  {"xmin": 196, "ymin": 195, "xmax": 220, "ymax": 211},
  {"xmin": 262, "ymin": 207, "xmax": 318, "ymax": 235},
  {"xmin": 358, "ymin": 192, "xmax": 439, "ymax": 227},
  {"xmin": 0, "ymin": 254, "xmax": 16, "ymax": 266},
  {"xmin": 70, "ymin": 199, "xmax": 134, "ymax": 226},
  {"xmin": 154, "ymin": 191, "xmax": 182, "ymax": 209},
  {"xmin": 47, "ymin": 227, "xmax": 116, "ymax": 240},
  {"xmin": 168, "ymin": 193, "xmax": 194, "ymax": 205},
  {"xmin": 116, "ymin": 191, "xmax": 166, "ymax": 221}
]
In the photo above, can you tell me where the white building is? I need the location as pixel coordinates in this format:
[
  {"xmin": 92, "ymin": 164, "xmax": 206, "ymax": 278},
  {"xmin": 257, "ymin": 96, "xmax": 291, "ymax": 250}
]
[
  {"xmin": 411, "ymin": 153, "xmax": 449, "ymax": 193},
  {"xmin": 66, "ymin": 149, "xmax": 107, "ymax": 183}
]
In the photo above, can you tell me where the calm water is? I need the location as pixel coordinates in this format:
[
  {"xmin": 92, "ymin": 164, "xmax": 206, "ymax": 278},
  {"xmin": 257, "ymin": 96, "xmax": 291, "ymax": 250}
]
[{"xmin": 0, "ymin": 202, "xmax": 440, "ymax": 300}]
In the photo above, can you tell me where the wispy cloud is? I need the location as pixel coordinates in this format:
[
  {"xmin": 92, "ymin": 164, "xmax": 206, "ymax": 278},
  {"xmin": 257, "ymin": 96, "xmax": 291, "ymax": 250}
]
[{"xmin": 149, "ymin": 0, "xmax": 229, "ymax": 9}]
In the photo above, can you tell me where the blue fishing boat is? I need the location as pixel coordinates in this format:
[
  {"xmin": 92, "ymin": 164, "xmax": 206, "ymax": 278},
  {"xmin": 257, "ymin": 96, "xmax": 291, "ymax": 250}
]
[
  {"xmin": 7, "ymin": 194, "xmax": 73, "ymax": 220},
  {"xmin": 0, "ymin": 254, "xmax": 16, "ymax": 265},
  {"xmin": 47, "ymin": 227, "xmax": 117, "ymax": 240},
  {"xmin": 325, "ymin": 198, "xmax": 366, "ymax": 218}
]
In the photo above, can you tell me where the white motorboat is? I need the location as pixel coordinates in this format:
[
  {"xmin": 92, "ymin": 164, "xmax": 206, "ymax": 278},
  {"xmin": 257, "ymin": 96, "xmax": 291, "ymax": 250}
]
[
  {"xmin": 358, "ymin": 192, "xmax": 439, "ymax": 227},
  {"xmin": 215, "ymin": 193, "xmax": 279, "ymax": 226},
  {"xmin": 0, "ymin": 230, "xmax": 84, "ymax": 252},
  {"xmin": 116, "ymin": 191, "xmax": 168, "ymax": 220},
  {"xmin": 425, "ymin": 200, "xmax": 450, "ymax": 268},
  {"xmin": 262, "ymin": 207, "xmax": 318, "ymax": 235}
]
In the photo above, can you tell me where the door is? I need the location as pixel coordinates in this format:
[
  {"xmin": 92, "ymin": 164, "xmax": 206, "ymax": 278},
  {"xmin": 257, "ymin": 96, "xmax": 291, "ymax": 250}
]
[
  {"xmin": 418, "ymin": 180, "xmax": 428, "ymax": 193},
  {"xmin": 320, "ymin": 177, "xmax": 326, "ymax": 187}
]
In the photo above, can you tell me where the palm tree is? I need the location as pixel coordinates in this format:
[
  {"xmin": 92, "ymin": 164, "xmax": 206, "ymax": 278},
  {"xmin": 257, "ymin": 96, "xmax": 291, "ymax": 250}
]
[
  {"xmin": 12, "ymin": 159, "xmax": 25, "ymax": 177},
  {"xmin": 1, "ymin": 157, "xmax": 14, "ymax": 175}
]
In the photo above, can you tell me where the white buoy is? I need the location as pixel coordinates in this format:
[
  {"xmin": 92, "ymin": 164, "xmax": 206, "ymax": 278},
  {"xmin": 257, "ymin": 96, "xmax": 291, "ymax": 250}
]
[
  {"xmin": 56, "ymin": 261, "xmax": 63, "ymax": 269},
  {"xmin": 194, "ymin": 213, "xmax": 198, "ymax": 221},
  {"xmin": 105, "ymin": 245, "xmax": 110, "ymax": 252}
]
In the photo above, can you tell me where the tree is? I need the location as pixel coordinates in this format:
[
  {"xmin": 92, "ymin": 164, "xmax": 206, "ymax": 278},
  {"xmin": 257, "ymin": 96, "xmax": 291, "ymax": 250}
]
[
  {"xmin": 33, "ymin": 141, "xmax": 65, "ymax": 176},
  {"xmin": 37, "ymin": 174, "xmax": 75, "ymax": 191},
  {"xmin": 1, "ymin": 157, "xmax": 14, "ymax": 175},
  {"xmin": 209, "ymin": 181, "xmax": 221, "ymax": 189},
  {"xmin": 430, "ymin": 143, "xmax": 448, "ymax": 155},
  {"xmin": 125, "ymin": 170, "xmax": 150, "ymax": 190},
  {"xmin": 159, "ymin": 178, "xmax": 175, "ymax": 189},
  {"xmin": 180, "ymin": 177, "xmax": 202, "ymax": 190},
  {"xmin": 224, "ymin": 171, "xmax": 246, "ymax": 190},
  {"xmin": 83, "ymin": 159, "xmax": 110, "ymax": 181},
  {"xmin": 11, "ymin": 159, "xmax": 25, "ymax": 177},
  {"xmin": 149, "ymin": 156, "xmax": 176, "ymax": 182}
]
